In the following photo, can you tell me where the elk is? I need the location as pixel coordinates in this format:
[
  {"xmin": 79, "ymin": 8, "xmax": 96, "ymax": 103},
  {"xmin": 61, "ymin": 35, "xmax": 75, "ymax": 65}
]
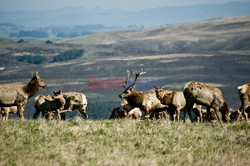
[
  {"xmin": 119, "ymin": 70, "xmax": 168, "ymax": 118},
  {"xmin": 238, "ymin": 83, "xmax": 250, "ymax": 121},
  {"xmin": 154, "ymin": 86, "xmax": 205, "ymax": 122},
  {"xmin": 228, "ymin": 109, "xmax": 241, "ymax": 122},
  {"xmin": 0, "ymin": 72, "xmax": 46, "ymax": 120},
  {"xmin": 33, "ymin": 91, "xmax": 88, "ymax": 120},
  {"xmin": 183, "ymin": 81, "xmax": 230, "ymax": 125},
  {"xmin": 154, "ymin": 85, "xmax": 186, "ymax": 122},
  {"xmin": 0, "ymin": 106, "xmax": 18, "ymax": 120},
  {"xmin": 61, "ymin": 92, "xmax": 88, "ymax": 119},
  {"xmin": 121, "ymin": 99, "xmax": 142, "ymax": 120},
  {"xmin": 109, "ymin": 107, "xmax": 127, "ymax": 119},
  {"xmin": 34, "ymin": 90, "xmax": 66, "ymax": 120}
]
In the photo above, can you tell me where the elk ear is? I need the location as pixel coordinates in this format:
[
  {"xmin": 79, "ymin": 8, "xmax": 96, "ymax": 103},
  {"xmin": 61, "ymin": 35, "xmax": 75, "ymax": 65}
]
[{"xmin": 32, "ymin": 72, "xmax": 39, "ymax": 77}]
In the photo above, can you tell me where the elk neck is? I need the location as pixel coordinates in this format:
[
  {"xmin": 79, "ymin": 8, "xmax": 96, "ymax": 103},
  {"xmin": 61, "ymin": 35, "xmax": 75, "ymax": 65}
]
[
  {"xmin": 24, "ymin": 78, "xmax": 40, "ymax": 98},
  {"xmin": 127, "ymin": 90, "xmax": 144, "ymax": 105},
  {"xmin": 161, "ymin": 91, "xmax": 174, "ymax": 105}
]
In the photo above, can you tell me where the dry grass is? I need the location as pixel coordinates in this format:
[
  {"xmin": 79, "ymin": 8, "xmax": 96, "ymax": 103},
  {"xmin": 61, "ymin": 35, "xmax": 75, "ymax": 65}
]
[{"xmin": 0, "ymin": 119, "xmax": 249, "ymax": 166}]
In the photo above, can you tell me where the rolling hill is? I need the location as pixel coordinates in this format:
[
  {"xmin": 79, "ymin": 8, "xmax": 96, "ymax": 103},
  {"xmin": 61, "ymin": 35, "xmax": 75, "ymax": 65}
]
[{"xmin": 0, "ymin": 16, "xmax": 250, "ymax": 119}]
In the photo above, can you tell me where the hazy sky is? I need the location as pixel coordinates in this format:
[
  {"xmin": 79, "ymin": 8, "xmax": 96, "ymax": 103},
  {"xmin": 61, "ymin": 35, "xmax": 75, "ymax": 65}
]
[{"xmin": 1, "ymin": 0, "xmax": 249, "ymax": 11}]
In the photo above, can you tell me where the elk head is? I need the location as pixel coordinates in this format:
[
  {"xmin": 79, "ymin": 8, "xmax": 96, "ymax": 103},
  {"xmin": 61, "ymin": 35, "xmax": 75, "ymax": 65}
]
[
  {"xmin": 154, "ymin": 85, "xmax": 164, "ymax": 100},
  {"xmin": 32, "ymin": 72, "xmax": 47, "ymax": 88},
  {"xmin": 154, "ymin": 85, "xmax": 173, "ymax": 104},
  {"xmin": 119, "ymin": 69, "xmax": 146, "ymax": 99}
]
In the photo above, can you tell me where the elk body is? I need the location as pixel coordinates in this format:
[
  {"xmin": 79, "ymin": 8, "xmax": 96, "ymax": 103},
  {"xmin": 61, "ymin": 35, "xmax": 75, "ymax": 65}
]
[
  {"xmin": 183, "ymin": 81, "xmax": 230, "ymax": 124},
  {"xmin": 238, "ymin": 83, "xmax": 250, "ymax": 121},
  {"xmin": 119, "ymin": 70, "xmax": 167, "ymax": 118},
  {"xmin": 0, "ymin": 72, "xmax": 46, "ymax": 120}
]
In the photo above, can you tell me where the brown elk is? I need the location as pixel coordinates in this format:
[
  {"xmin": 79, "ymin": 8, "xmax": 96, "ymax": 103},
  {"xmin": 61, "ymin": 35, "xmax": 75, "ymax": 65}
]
[
  {"xmin": 154, "ymin": 86, "xmax": 186, "ymax": 122},
  {"xmin": 34, "ymin": 91, "xmax": 88, "ymax": 120},
  {"xmin": 0, "ymin": 72, "xmax": 46, "ymax": 120},
  {"xmin": 238, "ymin": 83, "xmax": 250, "ymax": 121},
  {"xmin": 109, "ymin": 107, "xmax": 127, "ymax": 119},
  {"xmin": 34, "ymin": 90, "xmax": 66, "ymax": 120},
  {"xmin": 154, "ymin": 86, "xmax": 205, "ymax": 122},
  {"xmin": 0, "ymin": 106, "xmax": 18, "ymax": 120},
  {"xmin": 119, "ymin": 70, "xmax": 168, "ymax": 118},
  {"xmin": 183, "ymin": 81, "xmax": 230, "ymax": 125}
]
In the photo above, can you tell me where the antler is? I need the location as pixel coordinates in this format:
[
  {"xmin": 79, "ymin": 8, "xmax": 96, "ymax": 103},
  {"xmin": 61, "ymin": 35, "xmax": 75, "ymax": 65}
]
[
  {"xmin": 123, "ymin": 70, "xmax": 133, "ymax": 88},
  {"xmin": 124, "ymin": 69, "xmax": 146, "ymax": 90}
]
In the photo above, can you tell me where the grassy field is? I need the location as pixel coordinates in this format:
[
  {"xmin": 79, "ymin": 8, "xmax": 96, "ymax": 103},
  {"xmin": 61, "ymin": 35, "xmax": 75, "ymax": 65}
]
[{"xmin": 0, "ymin": 120, "xmax": 249, "ymax": 166}]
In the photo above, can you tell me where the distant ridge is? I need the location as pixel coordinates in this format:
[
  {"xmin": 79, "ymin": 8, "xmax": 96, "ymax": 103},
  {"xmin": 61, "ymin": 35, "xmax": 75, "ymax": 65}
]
[{"xmin": 0, "ymin": 1, "xmax": 250, "ymax": 27}]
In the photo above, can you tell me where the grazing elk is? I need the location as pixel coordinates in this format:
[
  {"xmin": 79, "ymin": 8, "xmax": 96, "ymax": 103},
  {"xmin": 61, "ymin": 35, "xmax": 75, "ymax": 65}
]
[
  {"xmin": 119, "ymin": 70, "xmax": 168, "ymax": 119},
  {"xmin": 0, "ymin": 72, "xmax": 46, "ymax": 120},
  {"xmin": 183, "ymin": 81, "xmax": 230, "ymax": 125},
  {"xmin": 121, "ymin": 100, "xmax": 142, "ymax": 120},
  {"xmin": 228, "ymin": 109, "xmax": 241, "ymax": 122},
  {"xmin": 109, "ymin": 107, "xmax": 127, "ymax": 119},
  {"xmin": 238, "ymin": 83, "xmax": 250, "ymax": 121},
  {"xmin": 0, "ymin": 106, "xmax": 18, "ymax": 120},
  {"xmin": 61, "ymin": 92, "xmax": 88, "ymax": 119},
  {"xmin": 33, "ymin": 90, "xmax": 65, "ymax": 120},
  {"xmin": 127, "ymin": 107, "xmax": 142, "ymax": 120},
  {"xmin": 154, "ymin": 86, "xmax": 186, "ymax": 122}
]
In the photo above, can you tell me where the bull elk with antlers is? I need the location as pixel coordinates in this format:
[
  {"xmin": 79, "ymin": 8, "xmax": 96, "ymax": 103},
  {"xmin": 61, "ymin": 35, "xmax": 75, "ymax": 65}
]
[{"xmin": 119, "ymin": 69, "xmax": 168, "ymax": 118}]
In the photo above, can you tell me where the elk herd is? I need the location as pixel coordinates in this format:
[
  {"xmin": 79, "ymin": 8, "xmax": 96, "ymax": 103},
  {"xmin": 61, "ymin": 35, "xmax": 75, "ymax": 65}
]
[{"xmin": 0, "ymin": 71, "xmax": 249, "ymax": 124}]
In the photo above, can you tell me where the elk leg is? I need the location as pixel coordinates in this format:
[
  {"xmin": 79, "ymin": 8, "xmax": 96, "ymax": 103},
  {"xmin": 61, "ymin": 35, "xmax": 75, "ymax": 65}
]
[
  {"xmin": 56, "ymin": 109, "xmax": 61, "ymax": 120},
  {"xmin": 33, "ymin": 108, "xmax": 41, "ymax": 119},
  {"xmin": 2, "ymin": 113, "xmax": 7, "ymax": 120},
  {"xmin": 183, "ymin": 102, "xmax": 194, "ymax": 122},
  {"xmin": 61, "ymin": 113, "xmax": 66, "ymax": 120},
  {"xmin": 17, "ymin": 104, "xmax": 24, "ymax": 120},
  {"xmin": 79, "ymin": 107, "xmax": 88, "ymax": 119},
  {"xmin": 242, "ymin": 111, "xmax": 248, "ymax": 122},
  {"xmin": 175, "ymin": 107, "xmax": 181, "ymax": 122},
  {"xmin": 5, "ymin": 112, "xmax": 9, "ymax": 120},
  {"xmin": 213, "ymin": 107, "xmax": 223, "ymax": 126}
]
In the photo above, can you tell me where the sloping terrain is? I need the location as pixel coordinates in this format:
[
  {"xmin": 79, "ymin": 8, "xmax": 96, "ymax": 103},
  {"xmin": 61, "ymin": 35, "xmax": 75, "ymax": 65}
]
[{"xmin": 0, "ymin": 16, "xmax": 250, "ymax": 119}]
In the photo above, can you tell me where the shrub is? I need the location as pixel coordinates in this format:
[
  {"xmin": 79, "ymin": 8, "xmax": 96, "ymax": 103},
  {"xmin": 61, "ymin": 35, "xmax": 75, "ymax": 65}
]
[{"xmin": 51, "ymin": 49, "xmax": 85, "ymax": 62}]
